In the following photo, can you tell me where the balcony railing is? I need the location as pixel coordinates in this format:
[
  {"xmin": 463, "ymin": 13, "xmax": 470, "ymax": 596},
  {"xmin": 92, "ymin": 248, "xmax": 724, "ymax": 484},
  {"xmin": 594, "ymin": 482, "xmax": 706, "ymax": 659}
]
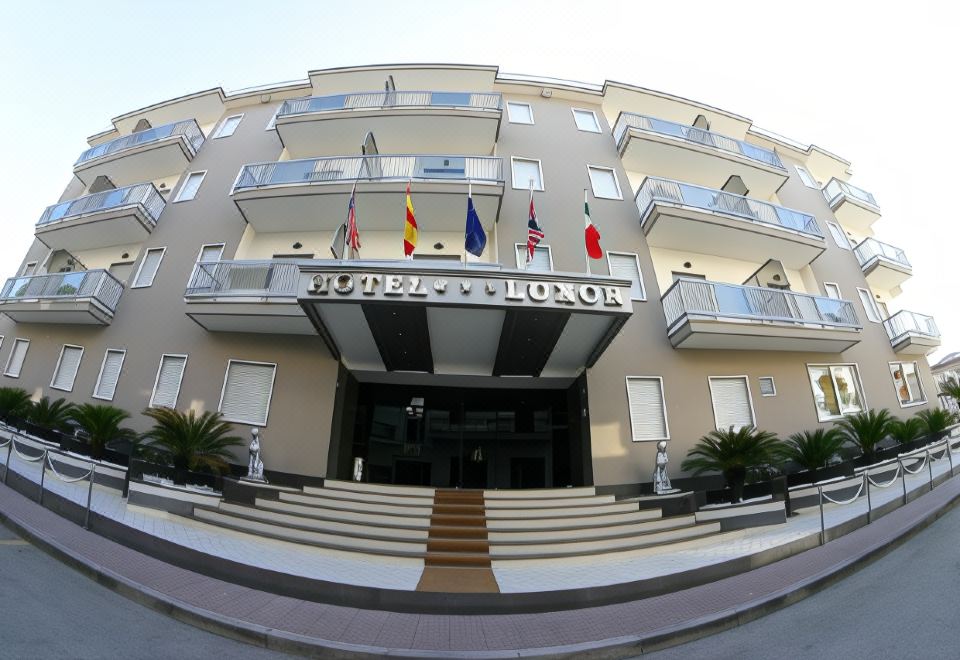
[
  {"xmin": 613, "ymin": 113, "xmax": 784, "ymax": 169},
  {"xmin": 186, "ymin": 260, "xmax": 301, "ymax": 298},
  {"xmin": 854, "ymin": 237, "xmax": 910, "ymax": 269},
  {"xmin": 75, "ymin": 120, "xmax": 205, "ymax": 166},
  {"xmin": 884, "ymin": 310, "xmax": 939, "ymax": 343},
  {"xmin": 635, "ymin": 177, "xmax": 822, "ymax": 237},
  {"xmin": 0, "ymin": 270, "xmax": 124, "ymax": 313},
  {"xmin": 277, "ymin": 91, "xmax": 502, "ymax": 117},
  {"xmin": 662, "ymin": 278, "xmax": 860, "ymax": 332},
  {"xmin": 822, "ymin": 178, "xmax": 878, "ymax": 209},
  {"xmin": 234, "ymin": 155, "xmax": 503, "ymax": 191},
  {"xmin": 37, "ymin": 183, "xmax": 166, "ymax": 229}
]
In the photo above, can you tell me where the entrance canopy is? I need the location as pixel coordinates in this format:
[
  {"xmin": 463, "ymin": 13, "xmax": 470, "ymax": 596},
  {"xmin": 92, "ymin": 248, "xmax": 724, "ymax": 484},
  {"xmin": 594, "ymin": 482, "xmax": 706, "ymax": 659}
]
[{"xmin": 298, "ymin": 261, "xmax": 633, "ymax": 378}]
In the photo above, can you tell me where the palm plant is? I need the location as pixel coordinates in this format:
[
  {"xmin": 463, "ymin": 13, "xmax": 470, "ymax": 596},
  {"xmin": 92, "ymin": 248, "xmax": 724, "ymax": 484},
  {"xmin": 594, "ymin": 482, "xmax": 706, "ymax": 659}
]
[
  {"xmin": 141, "ymin": 408, "xmax": 244, "ymax": 481},
  {"xmin": 71, "ymin": 403, "xmax": 138, "ymax": 460},
  {"xmin": 681, "ymin": 426, "xmax": 781, "ymax": 503},
  {"xmin": 916, "ymin": 408, "xmax": 957, "ymax": 440},
  {"xmin": 26, "ymin": 397, "xmax": 77, "ymax": 433},
  {"xmin": 834, "ymin": 408, "xmax": 894, "ymax": 462},
  {"xmin": 888, "ymin": 417, "xmax": 926, "ymax": 445},
  {"xmin": 777, "ymin": 429, "xmax": 845, "ymax": 481},
  {"xmin": 939, "ymin": 377, "xmax": 960, "ymax": 405},
  {"xmin": 0, "ymin": 387, "xmax": 31, "ymax": 423}
]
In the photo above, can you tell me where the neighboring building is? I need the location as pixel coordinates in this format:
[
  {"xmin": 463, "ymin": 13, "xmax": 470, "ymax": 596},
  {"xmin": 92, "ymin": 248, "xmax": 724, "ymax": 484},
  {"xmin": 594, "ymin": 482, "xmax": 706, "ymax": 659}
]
[
  {"xmin": 0, "ymin": 64, "xmax": 944, "ymax": 492},
  {"xmin": 931, "ymin": 352, "xmax": 960, "ymax": 412}
]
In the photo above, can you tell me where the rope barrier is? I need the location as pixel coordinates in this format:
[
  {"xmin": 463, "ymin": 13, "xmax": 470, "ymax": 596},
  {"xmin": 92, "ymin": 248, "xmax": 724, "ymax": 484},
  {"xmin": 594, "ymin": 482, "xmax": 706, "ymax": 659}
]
[
  {"xmin": 821, "ymin": 478, "xmax": 865, "ymax": 505},
  {"xmin": 0, "ymin": 436, "xmax": 11, "ymax": 450},
  {"xmin": 867, "ymin": 463, "xmax": 902, "ymax": 488},
  {"xmin": 10, "ymin": 437, "xmax": 47, "ymax": 463},
  {"xmin": 44, "ymin": 453, "xmax": 94, "ymax": 484},
  {"xmin": 901, "ymin": 453, "xmax": 929, "ymax": 475}
]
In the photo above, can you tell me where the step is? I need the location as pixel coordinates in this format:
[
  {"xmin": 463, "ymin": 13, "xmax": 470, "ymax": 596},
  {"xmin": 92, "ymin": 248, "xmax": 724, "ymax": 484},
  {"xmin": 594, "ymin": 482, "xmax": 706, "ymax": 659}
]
[
  {"xmin": 483, "ymin": 486, "xmax": 597, "ymax": 499},
  {"xmin": 193, "ymin": 508, "xmax": 426, "ymax": 556},
  {"xmin": 424, "ymin": 552, "xmax": 491, "ymax": 568},
  {"xmin": 429, "ymin": 525, "xmax": 488, "ymax": 540},
  {"xmin": 482, "ymin": 495, "xmax": 616, "ymax": 509},
  {"xmin": 490, "ymin": 523, "xmax": 723, "ymax": 558},
  {"xmin": 486, "ymin": 508, "xmax": 661, "ymax": 530},
  {"xmin": 300, "ymin": 486, "xmax": 435, "ymax": 508},
  {"xmin": 430, "ymin": 514, "xmax": 487, "ymax": 527},
  {"xmin": 432, "ymin": 503, "xmax": 486, "ymax": 516},
  {"xmin": 485, "ymin": 501, "xmax": 638, "ymax": 518},
  {"xmin": 255, "ymin": 498, "xmax": 431, "ymax": 528},
  {"xmin": 278, "ymin": 492, "xmax": 433, "ymax": 517},
  {"xmin": 426, "ymin": 538, "xmax": 490, "ymax": 554},
  {"xmin": 215, "ymin": 503, "xmax": 429, "ymax": 541},
  {"xmin": 321, "ymin": 480, "xmax": 437, "ymax": 498},
  {"xmin": 486, "ymin": 515, "xmax": 696, "ymax": 543}
]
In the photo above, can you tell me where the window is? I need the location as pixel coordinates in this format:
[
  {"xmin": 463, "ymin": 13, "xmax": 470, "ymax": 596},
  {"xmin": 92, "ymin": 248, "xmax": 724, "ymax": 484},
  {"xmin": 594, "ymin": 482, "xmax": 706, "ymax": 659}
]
[
  {"xmin": 150, "ymin": 355, "xmax": 187, "ymax": 409},
  {"xmin": 587, "ymin": 166, "xmax": 622, "ymax": 200},
  {"xmin": 174, "ymin": 171, "xmax": 206, "ymax": 202},
  {"xmin": 4, "ymin": 339, "xmax": 29, "ymax": 377},
  {"xmin": 189, "ymin": 243, "xmax": 226, "ymax": 287},
  {"xmin": 890, "ymin": 362, "xmax": 926, "ymax": 407},
  {"xmin": 218, "ymin": 360, "xmax": 277, "ymax": 426},
  {"xmin": 826, "ymin": 222, "xmax": 852, "ymax": 250},
  {"xmin": 50, "ymin": 345, "xmax": 84, "ymax": 392},
  {"xmin": 708, "ymin": 376, "xmax": 756, "ymax": 431},
  {"xmin": 672, "ymin": 272, "xmax": 707, "ymax": 282},
  {"xmin": 572, "ymin": 108, "xmax": 601, "ymax": 133},
  {"xmin": 131, "ymin": 247, "xmax": 166, "ymax": 288},
  {"xmin": 212, "ymin": 114, "xmax": 243, "ymax": 139},
  {"xmin": 795, "ymin": 165, "xmax": 819, "ymax": 188},
  {"xmin": 759, "ymin": 377, "xmax": 777, "ymax": 397},
  {"xmin": 607, "ymin": 252, "xmax": 646, "ymax": 300},
  {"xmin": 857, "ymin": 288, "xmax": 881, "ymax": 323},
  {"xmin": 506, "ymin": 102, "xmax": 534, "ymax": 124},
  {"xmin": 515, "ymin": 244, "xmax": 553, "ymax": 271},
  {"xmin": 511, "ymin": 157, "xmax": 544, "ymax": 190},
  {"xmin": 877, "ymin": 300, "xmax": 890, "ymax": 318},
  {"xmin": 20, "ymin": 262, "xmax": 37, "ymax": 277},
  {"xmin": 823, "ymin": 282, "xmax": 842, "ymax": 300},
  {"xmin": 807, "ymin": 364, "xmax": 866, "ymax": 421},
  {"xmin": 93, "ymin": 349, "xmax": 126, "ymax": 401},
  {"xmin": 626, "ymin": 377, "xmax": 669, "ymax": 441},
  {"xmin": 266, "ymin": 105, "xmax": 282, "ymax": 130}
]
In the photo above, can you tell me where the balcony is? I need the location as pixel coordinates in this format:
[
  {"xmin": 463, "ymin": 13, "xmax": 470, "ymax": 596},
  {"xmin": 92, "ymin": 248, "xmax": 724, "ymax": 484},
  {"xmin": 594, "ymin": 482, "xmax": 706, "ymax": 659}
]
[
  {"xmin": 275, "ymin": 91, "xmax": 502, "ymax": 158},
  {"xmin": 884, "ymin": 310, "xmax": 940, "ymax": 355},
  {"xmin": 854, "ymin": 237, "xmax": 911, "ymax": 292},
  {"xmin": 822, "ymin": 178, "xmax": 880, "ymax": 233},
  {"xmin": 35, "ymin": 183, "xmax": 165, "ymax": 252},
  {"xmin": 635, "ymin": 177, "xmax": 824, "ymax": 269},
  {"xmin": 661, "ymin": 278, "xmax": 861, "ymax": 352},
  {"xmin": 232, "ymin": 155, "xmax": 503, "ymax": 234},
  {"xmin": 0, "ymin": 270, "xmax": 124, "ymax": 325},
  {"xmin": 614, "ymin": 113, "xmax": 788, "ymax": 198},
  {"xmin": 184, "ymin": 260, "xmax": 313, "ymax": 335},
  {"xmin": 73, "ymin": 120, "xmax": 205, "ymax": 187}
]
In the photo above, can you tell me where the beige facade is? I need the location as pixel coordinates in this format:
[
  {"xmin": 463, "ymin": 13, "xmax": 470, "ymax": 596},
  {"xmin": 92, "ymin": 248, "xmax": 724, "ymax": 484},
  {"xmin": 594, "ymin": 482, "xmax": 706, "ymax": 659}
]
[{"xmin": 0, "ymin": 64, "xmax": 943, "ymax": 489}]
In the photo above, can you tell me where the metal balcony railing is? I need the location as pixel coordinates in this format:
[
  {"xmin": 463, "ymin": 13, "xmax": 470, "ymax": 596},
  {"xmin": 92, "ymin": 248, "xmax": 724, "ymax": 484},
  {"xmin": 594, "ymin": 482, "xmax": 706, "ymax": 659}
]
[
  {"xmin": 0, "ymin": 270, "xmax": 124, "ymax": 313},
  {"xmin": 661, "ymin": 278, "xmax": 861, "ymax": 332},
  {"xmin": 37, "ymin": 183, "xmax": 166, "ymax": 229},
  {"xmin": 884, "ymin": 310, "xmax": 939, "ymax": 343},
  {"xmin": 854, "ymin": 237, "xmax": 911, "ymax": 270},
  {"xmin": 822, "ymin": 178, "xmax": 879, "ymax": 209},
  {"xmin": 233, "ymin": 155, "xmax": 503, "ymax": 191},
  {"xmin": 613, "ymin": 113, "xmax": 784, "ymax": 169},
  {"xmin": 75, "ymin": 120, "xmax": 205, "ymax": 166},
  {"xmin": 635, "ymin": 177, "xmax": 822, "ymax": 238},
  {"xmin": 185, "ymin": 260, "xmax": 301, "ymax": 298},
  {"xmin": 277, "ymin": 90, "xmax": 502, "ymax": 117}
]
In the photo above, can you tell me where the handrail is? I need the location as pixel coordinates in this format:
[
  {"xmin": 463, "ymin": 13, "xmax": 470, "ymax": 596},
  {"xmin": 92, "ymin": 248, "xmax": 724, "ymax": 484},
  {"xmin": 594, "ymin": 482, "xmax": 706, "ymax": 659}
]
[
  {"xmin": 635, "ymin": 176, "xmax": 822, "ymax": 237},
  {"xmin": 37, "ymin": 183, "xmax": 166, "ymax": 228},
  {"xmin": 278, "ymin": 90, "xmax": 502, "ymax": 117},
  {"xmin": 233, "ymin": 155, "xmax": 503, "ymax": 191},
  {"xmin": 883, "ymin": 310, "xmax": 940, "ymax": 342},
  {"xmin": 75, "ymin": 119, "xmax": 205, "ymax": 166},
  {"xmin": 613, "ymin": 112, "xmax": 784, "ymax": 169},
  {"xmin": 0, "ymin": 269, "xmax": 124, "ymax": 314},
  {"xmin": 854, "ymin": 237, "xmax": 911, "ymax": 269},
  {"xmin": 185, "ymin": 260, "xmax": 302, "ymax": 297},
  {"xmin": 822, "ymin": 177, "xmax": 879, "ymax": 209},
  {"xmin": 660, "ymin": 277, "xmax": 861, "ymax": 332}
]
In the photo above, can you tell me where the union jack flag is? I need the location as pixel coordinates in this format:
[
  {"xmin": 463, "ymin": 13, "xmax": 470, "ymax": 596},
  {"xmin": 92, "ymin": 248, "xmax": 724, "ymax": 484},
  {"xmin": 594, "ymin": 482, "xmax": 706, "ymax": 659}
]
[{"xmin": 526, "ymin": 188, "xmax": 544, "ymax": 265}]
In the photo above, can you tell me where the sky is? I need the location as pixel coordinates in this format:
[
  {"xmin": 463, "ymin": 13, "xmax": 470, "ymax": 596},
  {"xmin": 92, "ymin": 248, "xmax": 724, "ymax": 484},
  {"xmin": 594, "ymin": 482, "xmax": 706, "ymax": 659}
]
[{"xmin": 1, "ymin": 1, "xmax": 957, "ymax": 361}]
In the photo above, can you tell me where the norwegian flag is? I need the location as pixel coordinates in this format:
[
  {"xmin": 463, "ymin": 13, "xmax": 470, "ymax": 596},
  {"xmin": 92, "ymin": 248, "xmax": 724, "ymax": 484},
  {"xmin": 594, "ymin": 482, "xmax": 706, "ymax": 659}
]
[{"xmin": 526, "ymin": 188, "xmax": 544, "ymax": 265}]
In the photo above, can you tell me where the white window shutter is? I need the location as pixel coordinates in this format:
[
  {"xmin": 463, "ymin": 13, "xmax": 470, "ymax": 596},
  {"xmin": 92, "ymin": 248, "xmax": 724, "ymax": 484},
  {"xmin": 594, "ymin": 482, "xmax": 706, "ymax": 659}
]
[
  {"xmin": 134, "ymin": 249, "xmax": 164, "ymax": 287},
  {"xmin": 826, "ymin": 222, "xmax": 851, "ymax": 250},
  {"xmin": 5, "ymin": 340, "xmax": 29, "ymax": 377},
  {"xmin": 95, "ymin": 350, "xmax": 125, "ymax": 400},
  {"xmin": 51, "ymin": 346, "xmax": 83, "ymax": 391},
  {"xmin": 516, "ymin": 245, "xmax": 551, "ymax": 271},
  {"xmin": 626, "ymin": 377, "xmax": 668, "ymax": 441},
  {"xmin": 758, "ymin": 377, "xmax": 776, "ymax": 397},
  {"xmin": 219, "ymin": 362, "xmax": 276, "ymax": 426},
  {"xmin": 710, "ymin": 377, "xmax": 755, "ymax": 431},
  {"xmin": 151, "ymin": 356, "xmax": 186, "ymax": 408},
  {"xmin": 608, "ymin": 253, "xmax": 645, "ymax": 300}
]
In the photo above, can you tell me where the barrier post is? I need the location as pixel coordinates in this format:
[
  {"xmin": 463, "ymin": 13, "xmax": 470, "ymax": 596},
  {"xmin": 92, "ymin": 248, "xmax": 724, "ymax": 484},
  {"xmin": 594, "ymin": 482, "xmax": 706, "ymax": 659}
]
[
  {"xmin": 38, "ymin": 451, "xmax": 47, "ymax": 505},
  {"xmin": 3, "ymin": 442, "xmax": 10, "ymax": 484},
  {"xmin": 84, "ymin": 466, "xmax": 96, "ymax": 530},
  {"xmin": 818, "ymin": 486, "xmax": 825, "ymax": 545},
  {"xmin": 900, "ymin": 458, "xmax": 908, "ymax": 505},
  {"xmin": 928, "ymin": 449, "xmax": 934, "ymax": 492},
  {"xmin": 949, "ymin": 439, "xmax": 955, "ymax": 478},
  {"xmin": 866, "ymin": 473, "xmax": 873, "ymax": 524}
]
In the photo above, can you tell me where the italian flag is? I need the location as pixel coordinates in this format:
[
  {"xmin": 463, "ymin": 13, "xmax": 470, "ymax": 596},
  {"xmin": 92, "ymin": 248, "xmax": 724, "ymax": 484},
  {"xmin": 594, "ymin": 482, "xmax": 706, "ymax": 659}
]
[{"xmin": 584, "ymin": 190, "xmax": 603, "ymax": 259}]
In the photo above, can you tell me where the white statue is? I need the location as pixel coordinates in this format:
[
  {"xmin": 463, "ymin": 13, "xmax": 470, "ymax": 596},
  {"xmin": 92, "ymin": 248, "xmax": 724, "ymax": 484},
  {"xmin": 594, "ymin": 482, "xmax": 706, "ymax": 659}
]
[
  {"xmin": 245, "ymin": 427, "xmax": 267, "ymax": 482},
  {"xmin": 653, "ymin": 440, "xmax": 674, "ymax": 495}
]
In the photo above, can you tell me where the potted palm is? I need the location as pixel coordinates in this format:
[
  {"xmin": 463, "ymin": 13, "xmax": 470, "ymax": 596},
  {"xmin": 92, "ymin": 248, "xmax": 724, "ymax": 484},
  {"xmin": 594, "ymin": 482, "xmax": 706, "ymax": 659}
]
[
  {"xmin": 916, "ymin": 408, "xmax": 957, "ymax": 442},
  {"xmin": 0, "ymin": 387, "xmax": 31, "ymax": 425},
  {"xmin": 140, "ymin": 408, "xmax": 244, "ymax": 485},
  {"xmin": 71, "ymin": 403, "xmax": 138, "ymax": 460},
  {"xmin": 777, "ymin": 428, "xmax": 846, "ymax": 484},
  {"xmin": 888, "ymin": 417, "xmax": 926, "ymax": 448},
  {"xmin": 834, "ymin": 409, "xmax": 894, "ymax": 464},
  {"xmin": 681, "ymin": 426, "xmax": 781, "ymax": 504},
  {"xmin": 25, "ymin": 397, "xmax": 76, "ymax": 440},
  {"xmin": 939, "ymin": 377, "xmax": 960, "ymax": 409}
]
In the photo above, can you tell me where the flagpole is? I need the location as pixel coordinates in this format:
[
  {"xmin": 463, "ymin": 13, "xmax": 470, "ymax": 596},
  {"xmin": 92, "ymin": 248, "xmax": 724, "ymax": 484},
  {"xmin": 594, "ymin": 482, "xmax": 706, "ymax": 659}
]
[
  {"xmin": 463, "ymin": 182, "xmax": 470, "ymax": 269},
  {"xmin": 584, "ymin": 189, "xmax": 592, "ymax": 276},
  {"xmin": 524, "ymin": 179, "xmax": 534, "ymax": 270},
  {"xmin": 345, "ymin": 180, "xmax": 357, "ymax": 260}
]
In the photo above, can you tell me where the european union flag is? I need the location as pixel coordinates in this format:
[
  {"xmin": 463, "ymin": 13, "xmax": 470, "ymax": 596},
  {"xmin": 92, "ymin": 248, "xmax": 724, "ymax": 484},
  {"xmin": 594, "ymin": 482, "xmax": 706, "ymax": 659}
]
[{"xmin": 465, "ymin": 193, "xmax": 486, "ymax": 257}]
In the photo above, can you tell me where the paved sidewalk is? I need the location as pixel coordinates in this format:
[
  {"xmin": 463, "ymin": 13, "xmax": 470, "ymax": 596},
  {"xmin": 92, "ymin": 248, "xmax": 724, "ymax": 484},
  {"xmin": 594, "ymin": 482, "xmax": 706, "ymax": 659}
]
[{"xmin": 3, "ymin": 468, "xmax": 959, "ymax": 657}]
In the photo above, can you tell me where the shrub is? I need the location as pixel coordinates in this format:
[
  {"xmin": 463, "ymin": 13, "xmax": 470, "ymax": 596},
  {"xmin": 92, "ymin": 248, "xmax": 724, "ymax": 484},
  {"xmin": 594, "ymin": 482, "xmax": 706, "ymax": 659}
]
[
  {"xmin": 777, "ymin": 428, "xmax": 846, "ymax": 479},
  {"xmin": 26, "ymin": 397, "xmax": 76, "ymax": 433},
  {"xmin": 71, "ymin": 403, "xmax": 137, "ymax": 460},
  {"xmin": 888, "ymin": 417, "xmax": 926, "ymax": 445},
  {"xmin": 916, "ymin": 408, "xmax": 957, "ymax": 439},
  {"xmin": 140, "ymin": 408, "xmax": 244, "ymax": 481},
  {"xmin": 681, "ymin": 426, "xmax": 781, "ymax": 503},
  {"xmin": 0, "ymin": 387, "xmax": 31, "ymax": 422},
  {"xmin": 834, "ymin": 409, "xmax": 894, "ymax": 461}
]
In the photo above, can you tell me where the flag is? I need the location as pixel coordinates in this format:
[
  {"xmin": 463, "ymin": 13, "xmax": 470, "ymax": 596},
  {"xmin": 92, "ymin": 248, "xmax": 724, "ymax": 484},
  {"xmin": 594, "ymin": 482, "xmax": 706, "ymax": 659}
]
[
  {"xmin": 526, "ymin": 187, "xmax": 544, "ymax": 265},
  {"xmin": 464, "ymin": 184, "xmax": 486, "ymax": 257},
  {"xmin": 584, "ymin": 190, "xmax": 603, "ymax": 259},
  {"xmin": 403, "ymin": 182, "xmax": 418, "ymax": 258},
  {"xmin": 346, "ymin": 183, "xmax": 361, "ymax": 257}
]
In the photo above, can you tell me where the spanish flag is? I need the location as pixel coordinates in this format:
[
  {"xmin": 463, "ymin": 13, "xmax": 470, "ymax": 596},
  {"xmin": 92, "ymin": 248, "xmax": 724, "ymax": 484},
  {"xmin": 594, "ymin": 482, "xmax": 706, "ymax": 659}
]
[{"xmin": 403, "ymin": 182, "xmax": 418, "ymax": 258}]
